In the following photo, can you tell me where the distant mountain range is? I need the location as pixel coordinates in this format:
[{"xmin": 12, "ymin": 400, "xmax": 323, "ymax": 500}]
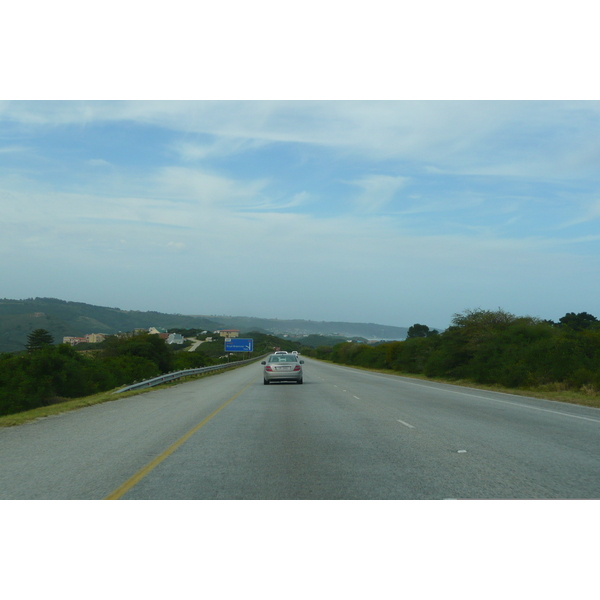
[
  {"xmin": 200, "ymin": 315, "xmax": 409, "ymax": 341},
  {"xmin": 0, "ymin": 298, "xmax": 409, "ymax": 353}
]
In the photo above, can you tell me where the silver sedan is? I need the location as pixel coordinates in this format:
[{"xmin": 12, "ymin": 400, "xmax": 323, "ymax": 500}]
[{"xmin": 262, "ymin": 354, "xmax": 304, "ymax": 384}]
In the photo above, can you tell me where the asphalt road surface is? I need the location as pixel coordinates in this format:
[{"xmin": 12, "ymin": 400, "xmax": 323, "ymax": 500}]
[{"xmin": 1, "ymin": 358, "xmax": 599, "ymax": 499}]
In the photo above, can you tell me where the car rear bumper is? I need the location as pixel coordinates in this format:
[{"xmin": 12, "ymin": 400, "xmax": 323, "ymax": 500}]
[{"xmin": 264, "ymin": 370, "xmax": 303, "ymax": 382}]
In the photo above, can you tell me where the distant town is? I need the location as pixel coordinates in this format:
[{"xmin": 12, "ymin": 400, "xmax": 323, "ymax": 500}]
[{"xmin": 62, "ymin": 328, "xmax": 240, "ymax": 346}]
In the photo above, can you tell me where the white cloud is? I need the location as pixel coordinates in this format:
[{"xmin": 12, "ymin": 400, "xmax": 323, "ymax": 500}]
[
  {"xmin": 3, "ymin": 168, "xmax": 599, "ymax": 326},
  {"xmin": 243, "ymin": 191, "xmax": 314, "ymax": 212},
  {"xmin": 286, "ymin": 191, "xmax": 312, "ymax": 208},
  {"xmin": 170, "ymin": 138, "xmax": 269, "ymax": 161},
  {"xmin": 559, "ymin": 198, "xmax": 600, "ymax": 228},
  {"xmin": 153, "ymin": 166, "xmax": 269, "ymax": 209},
  {"xmin": 348, "ymin": 174, "xmax": 410, "ymax": 212},
  {"xmin": 166, "ymin": 241, "xmax": 185, "ymax": 252},
  {"xmin": 3, "ymin": 100, "xmax": 600, "ymax": 326},
  {"xmin": 0, "ymin": 145, "xmax": 27, "ymax": 153},
  {"xmin": 3, "ymin": 100, "xmax": 599, "ymax": 173},
  {"xmin": 394, "ymin": 192, "xmax": 485, "ymax": 217}
]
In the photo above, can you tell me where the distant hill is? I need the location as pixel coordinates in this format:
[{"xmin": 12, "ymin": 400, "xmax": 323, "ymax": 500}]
[
  {"xmin": 203, "ymin": 315, "xmax": 408, "ymax": 341},
  {"xmin": 0, "ymin": 298, "xmax": 409, "ymax": 353},
  {"xmin": 0, "ymin": 298, "xmax": 221, "ymax": 353},
  {"xmin": 291, "ymin": 334, "xmax": 370, "ymax": 348}
]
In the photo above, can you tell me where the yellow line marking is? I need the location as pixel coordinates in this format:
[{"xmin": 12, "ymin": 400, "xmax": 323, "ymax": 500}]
[{"xmin": 104, "ymin": 380, "xmax": 254, "ymax": 500}]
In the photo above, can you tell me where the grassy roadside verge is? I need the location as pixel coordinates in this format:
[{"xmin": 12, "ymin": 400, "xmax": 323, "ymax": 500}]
[
  {"xmin": 308, "ymin": 358, "xmax": 600, "ymax": 409},
  {"xmin": 0, "ymin": 365, "xmax": 248, "ymax": 428}
]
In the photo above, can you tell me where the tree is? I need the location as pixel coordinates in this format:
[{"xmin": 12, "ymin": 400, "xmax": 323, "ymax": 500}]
[
  {"xmin": 407, "ymin": 324, "xmax": 429, "ymax": 338},
  {"xmin": 450, "ymin": 308, "xmax": 518, "ymax": 330},
  {"xmin": 102, "ymin": 332, "xmax": 173, "ymax": 373},
  {"xmin": 558, "ymin": 312, "xmax": 598, "ymax": 331},
  {"xmin": 25, "ymin": 329, "xmax": 54, "ymax": 353},
  {"xmin": 423, "ymin": 309, "xmax": 529, "ymax": 379},
  {"xmin": 406, "ymin": 324, "xmax": 439, "ymax": 338}
]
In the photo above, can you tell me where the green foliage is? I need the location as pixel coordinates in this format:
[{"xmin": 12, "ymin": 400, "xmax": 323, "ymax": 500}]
[
  {"xmin": 406, "ymin": 324, "xmax": 438, "ymax": 338},
  {"xmin": 98, "ymin": 355, "xmax": 160, "ymax": 389},
  {"xmin": 102, "ymin": 332, "xmax": 173, "ymax": 373},
  {"xmin": 303, "ymin": 345, "xmax": 334, "ymax": 360},
  {"xmin": 0, "ymin": 332, "xmax": 176, "ymax": 417},
  {"xmin": 171, "ymin": 350, "xmax": 213, "ymax": 371},
  {"xmin": 558, "ymin": 312, "xmax": 599, "ymax": 331},
  {"xmin": 389, "ymin": 337, "xmax": 439, "ymax": 374},
  {"xmin": 422, "ymin": 309, "xmax": 539, "ymax": 380},
  {"xmin": 308, "ymin": 308, "xmax": 600, "ymax": 395},
  {"xmin": 195, "ymin": 338, "xmax": 228, "ymax": 358},
  {"xmin": 330, "ymin": 342, "xmax": 388, "ymax": 369},
  {"xmin": 0, "ymin": 345, "xmax": 101, "ymax": 415},
  {"xmin": 25, "ymin": 328, "xmax": 54, "ymax": 352}
]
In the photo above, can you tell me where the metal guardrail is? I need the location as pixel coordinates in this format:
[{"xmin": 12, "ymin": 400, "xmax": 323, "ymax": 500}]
[{"xmin": 112, "ymin": 356, "xmax": 265, "ymax": 394}]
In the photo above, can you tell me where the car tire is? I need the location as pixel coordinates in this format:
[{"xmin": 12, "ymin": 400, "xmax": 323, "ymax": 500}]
[
  {"xmin": 264, "ymin": 379, "xmax": 270, "ymax": 385},
  {"xmin": 297, "ymin": 378, "xmax": 303, "ymax": 384}
]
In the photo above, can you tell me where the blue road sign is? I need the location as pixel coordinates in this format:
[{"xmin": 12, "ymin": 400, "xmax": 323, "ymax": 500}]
[{"xmin": 225, "ymin": 338, "xmax": 254, "ymax": 352}]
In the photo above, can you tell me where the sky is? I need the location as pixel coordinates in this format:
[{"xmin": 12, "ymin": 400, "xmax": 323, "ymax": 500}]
[
  {"xmin": 2, "ymin": 4, "xmax": 600, "ymax": 331},
  {"xmin": 3, "ymin": 99, "xmax": 600, "ymax": 330}
]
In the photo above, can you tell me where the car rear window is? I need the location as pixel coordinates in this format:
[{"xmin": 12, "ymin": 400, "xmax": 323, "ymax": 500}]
[{"xmin": 269, "ymin": 355, "xmax": 298, "ymax": 362}]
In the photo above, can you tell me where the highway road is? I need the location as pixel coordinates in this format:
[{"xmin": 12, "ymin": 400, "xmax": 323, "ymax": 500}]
[{"xmin": 1, "ymin": 357, "xmax": 599, "ymax": 499}]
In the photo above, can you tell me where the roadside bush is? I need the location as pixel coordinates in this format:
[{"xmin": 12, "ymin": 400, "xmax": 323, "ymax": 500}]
[
  {"xmin": 172, "ymin": 350, "xmax": 213, "ymax": 371},
  {"xmin": 102, "ymin": 332, "xmax": 173, "ymax": 373},
  {"xmin": 315, "ymin": 309, "xmax": 600, "ymax": 395},
  {"xmin": 389, "ymin": 337, "xmax": 438, "ymax": 374},
  {"xmin": 0, "ymin": 340, "xmax": 167, "ymax": 416},
  {"xmin": 98, "ymin": 355, "xmax": 160, "ymax": 389},
  {"xmin": 0, "ymin": 345, "xmax": 102, "ymax": 416},
  {"xmin": 315, "ymin": 345, "xmax": 333, "ymax": 360}
]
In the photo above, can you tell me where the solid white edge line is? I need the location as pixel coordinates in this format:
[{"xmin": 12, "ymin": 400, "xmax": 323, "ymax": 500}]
[{"xmin": 317, "ymin": 362, "xmax": 600, "ymax": 425}]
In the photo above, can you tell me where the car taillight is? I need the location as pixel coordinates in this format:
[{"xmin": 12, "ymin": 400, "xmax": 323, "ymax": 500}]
[
  {"xmin": 293, "ymin": 365, "xmax": 301, "ymax": 371},
  {"xmin": 265, "ymin": 365, "xmax": 273, "ymax": 371}
]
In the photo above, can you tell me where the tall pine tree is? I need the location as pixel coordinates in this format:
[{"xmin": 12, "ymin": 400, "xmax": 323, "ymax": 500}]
[{"xmin": 25, "ymin": 329, "xmax": 54, "ymax": 352}]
